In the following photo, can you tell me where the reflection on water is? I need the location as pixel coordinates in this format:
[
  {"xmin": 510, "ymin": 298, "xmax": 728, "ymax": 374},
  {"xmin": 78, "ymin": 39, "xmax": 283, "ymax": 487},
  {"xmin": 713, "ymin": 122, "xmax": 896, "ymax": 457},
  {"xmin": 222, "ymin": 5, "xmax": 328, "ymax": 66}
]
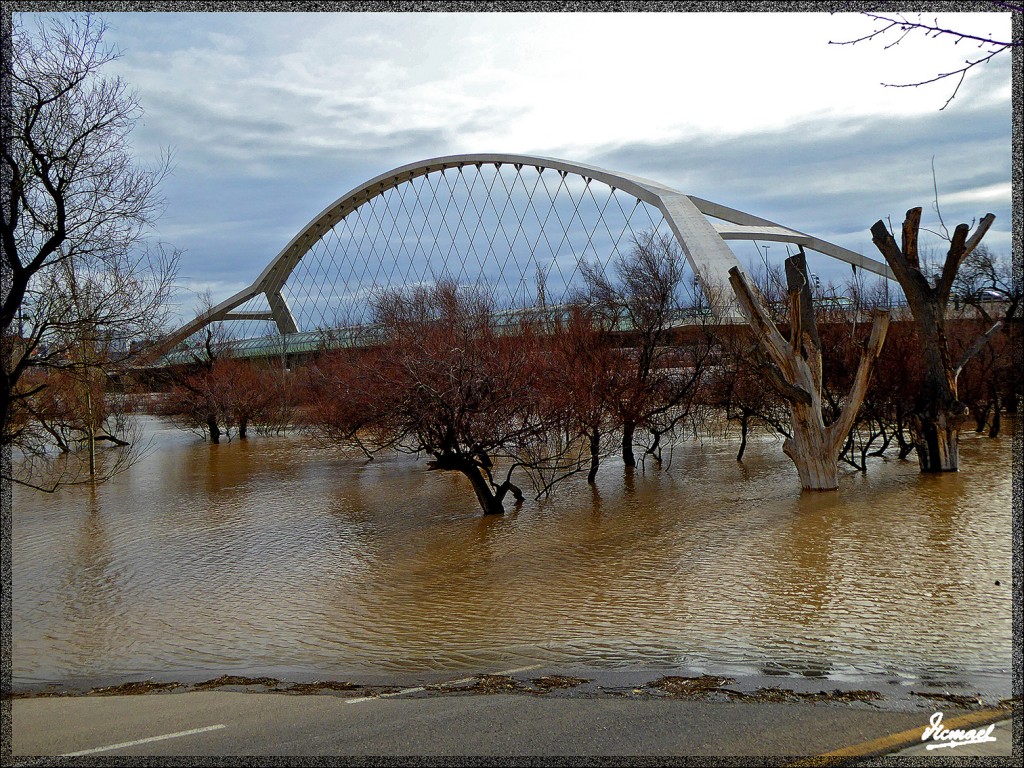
[{"xmin": 12, "ymin": 417, "xmax": 1013, "ymax": 689}]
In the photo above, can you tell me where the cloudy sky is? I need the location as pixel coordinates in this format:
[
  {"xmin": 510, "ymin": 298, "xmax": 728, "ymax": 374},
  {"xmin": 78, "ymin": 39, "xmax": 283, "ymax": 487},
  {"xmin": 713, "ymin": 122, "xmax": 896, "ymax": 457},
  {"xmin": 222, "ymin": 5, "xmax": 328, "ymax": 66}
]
[{"xmin": 22, "ymin": 9, "xmax": 1015, "ymax": 321}]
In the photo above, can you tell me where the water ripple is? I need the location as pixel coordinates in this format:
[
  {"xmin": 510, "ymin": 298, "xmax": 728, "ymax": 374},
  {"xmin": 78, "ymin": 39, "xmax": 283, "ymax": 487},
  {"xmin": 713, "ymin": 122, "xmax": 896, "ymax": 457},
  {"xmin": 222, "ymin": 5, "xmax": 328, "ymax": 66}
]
[{"xmin": 11, "ymin": 416, "xmax": 1013, "ymax": 689}]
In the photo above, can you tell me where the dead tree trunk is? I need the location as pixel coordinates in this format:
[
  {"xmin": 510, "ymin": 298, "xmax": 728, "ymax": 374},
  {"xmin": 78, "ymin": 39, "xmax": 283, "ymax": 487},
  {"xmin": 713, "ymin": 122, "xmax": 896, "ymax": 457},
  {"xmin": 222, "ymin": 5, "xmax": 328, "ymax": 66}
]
[
  {"xmin": 621, "ymin": 421, "xmax": 636, "ymax": 468},
  {"xmin": 736, "ymin": 409, "xmax": 750, "ymax": 461},
  {"xmin": 870, "ymin": 207, "xmax": 997, "ymax": 472},
  {"xmin": 207, "ymin": 415, "xmax": 221, "ymax": 444},
  {"xmin": 588, "ymin": 431, "xmax": 601, "ymax": 484},
  {"xmin": 728, "ymin": 252, "xmax": 890, "ymax": 491},
  {"xmin": 428, "ymin": 450, "xmax": 521, "ymax": 515},
  {"xmin": 989, "ymin": 393, "xmax": 1002, "ymax": 438}
]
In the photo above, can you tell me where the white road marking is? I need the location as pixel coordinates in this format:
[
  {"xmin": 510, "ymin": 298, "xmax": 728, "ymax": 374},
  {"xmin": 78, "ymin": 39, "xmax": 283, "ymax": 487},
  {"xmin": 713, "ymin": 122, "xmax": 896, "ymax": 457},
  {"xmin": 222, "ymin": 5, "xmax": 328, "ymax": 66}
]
[
  {"xmin": 346, "ymin": 686, "xmax": 425, "ymax": 704},
  {"xmin": 495, "ymin": 664, "xmax": 544, "ymax": 676},
  {"xmin": 345, "ymin": 664, "xmax": 543, "ymax": 704},
  {"xmin": 379, "ymin": 686, "xmax": 425, "ymax": 697},
  {"xmin": 61, "ymin": 724, "xmax": 227, "ymax": 756}
]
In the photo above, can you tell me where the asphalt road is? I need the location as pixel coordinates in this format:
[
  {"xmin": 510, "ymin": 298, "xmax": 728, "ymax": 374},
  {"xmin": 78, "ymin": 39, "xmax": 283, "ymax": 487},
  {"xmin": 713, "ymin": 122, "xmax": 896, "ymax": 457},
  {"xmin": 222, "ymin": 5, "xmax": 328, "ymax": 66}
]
[{"xmin": 11, "ymin": 689, "xmax": 1000, "ymax": 759}]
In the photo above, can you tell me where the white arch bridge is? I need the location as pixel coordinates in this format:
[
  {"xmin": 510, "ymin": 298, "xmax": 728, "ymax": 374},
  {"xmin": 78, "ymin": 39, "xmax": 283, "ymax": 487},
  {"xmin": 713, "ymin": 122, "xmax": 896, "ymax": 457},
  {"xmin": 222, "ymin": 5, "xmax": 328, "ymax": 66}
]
[{"xmin": 158, "ymin": 153, "xmax": 891, "ymax": 361}]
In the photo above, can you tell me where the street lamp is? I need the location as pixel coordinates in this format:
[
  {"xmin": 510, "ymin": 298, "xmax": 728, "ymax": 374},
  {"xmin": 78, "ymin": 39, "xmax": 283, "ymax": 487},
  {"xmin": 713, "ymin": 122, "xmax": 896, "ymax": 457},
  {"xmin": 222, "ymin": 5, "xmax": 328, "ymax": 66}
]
[{"xmin": 755, "ymin": 242, "xmax": 770, "ymax": 284}]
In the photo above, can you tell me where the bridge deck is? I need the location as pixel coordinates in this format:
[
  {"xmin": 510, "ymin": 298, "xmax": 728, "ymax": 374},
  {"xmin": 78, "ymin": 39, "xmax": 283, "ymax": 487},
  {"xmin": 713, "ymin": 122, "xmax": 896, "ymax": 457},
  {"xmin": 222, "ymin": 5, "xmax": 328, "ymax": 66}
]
[{"xmin": 156, "ymin": 302, "xmax": 934, "ymax": 367}]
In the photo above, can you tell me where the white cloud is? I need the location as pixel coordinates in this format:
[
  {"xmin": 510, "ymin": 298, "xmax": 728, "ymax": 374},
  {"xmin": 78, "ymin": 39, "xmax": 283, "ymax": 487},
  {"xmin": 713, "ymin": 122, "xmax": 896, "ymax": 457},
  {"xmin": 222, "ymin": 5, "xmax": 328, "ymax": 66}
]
[
  {"xmin": 48, "ymin": 9, "xmax": 1009, "ymax": 320},
  {"xmin": 939, "ymin": 182, "xmax": 1012, "ymax": 207},
  {"xmin": 107, "ymin": 11, "xmax": 1014, "ymax": 170}
]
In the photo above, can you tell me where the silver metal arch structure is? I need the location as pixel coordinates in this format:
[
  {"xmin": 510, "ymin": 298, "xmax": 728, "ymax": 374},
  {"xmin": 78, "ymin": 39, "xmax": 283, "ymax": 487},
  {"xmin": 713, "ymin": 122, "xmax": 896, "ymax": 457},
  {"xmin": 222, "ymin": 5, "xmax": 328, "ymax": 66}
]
[{"xmin": 160, "ymin": 153, "xmax": 890, "ymax": 353}]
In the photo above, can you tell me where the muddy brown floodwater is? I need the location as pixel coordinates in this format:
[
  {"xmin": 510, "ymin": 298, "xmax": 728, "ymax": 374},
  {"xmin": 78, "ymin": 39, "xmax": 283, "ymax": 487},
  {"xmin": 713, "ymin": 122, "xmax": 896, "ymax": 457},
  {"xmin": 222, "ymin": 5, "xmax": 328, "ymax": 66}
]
[{"xmin": 10, "ymin": 416, "xmax": 1014, "ymax": 698}]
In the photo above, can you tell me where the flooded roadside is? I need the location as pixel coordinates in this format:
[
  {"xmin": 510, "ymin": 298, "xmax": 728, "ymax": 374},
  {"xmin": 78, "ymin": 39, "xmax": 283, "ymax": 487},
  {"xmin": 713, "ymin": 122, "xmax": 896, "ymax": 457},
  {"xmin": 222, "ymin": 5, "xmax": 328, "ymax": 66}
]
[
  {"xmin": 11, "ymin": 416, "xmax": 1014, "ymax": 700},
  {"xmin": 9, "ymin": 668, "xmax": 1016, "ymax": 719}
]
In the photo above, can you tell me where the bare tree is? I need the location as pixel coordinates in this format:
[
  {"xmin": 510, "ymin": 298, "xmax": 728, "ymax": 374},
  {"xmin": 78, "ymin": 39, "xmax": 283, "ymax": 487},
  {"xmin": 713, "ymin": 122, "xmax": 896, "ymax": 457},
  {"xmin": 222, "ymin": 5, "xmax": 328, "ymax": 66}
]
[
  {"xmin": 953, "ymin": 243, "xmax": 1019, "ymax": 325},
  {"xmin": 543, "ymin": 304, "xmax": 621, "ymax": 483},
  {"xmin": 582, "ymin": 230, "xmax": 714, "ymax": 469},
  {"xmin": 830, "ymin": 5, "xmax": 1020, "ymax": 109},
  {"xmin": 2, "ymin": 14, "xmax": 178, "ymax": 488},
  {"xmin": 304, "ymin": 280, "xmax": 581, "ymax": 515},
  {"xmin": 707, "ymin": 328, "xmax": 792, "ymax": 463},
  {"xmin": 945, "ymin": 246, "xmax": 1019, "ymax": 437},
  {"xmin": 158, "ymin": 296, "xmax": 239, "ymax": 444},
  {"xmin": 870, "ymin": 207, "xmax": 998, "ymax": 471},
  {"xmin": 728, "ymin": 252, "xmax": 890, "ymax": 491},
  {"xmin": 11, "ymin": 245, "xmax": 175, "ymax": 488},
  {"xmin": 160, "ymin": 354, "xmax": 292, "ymax": 444}
]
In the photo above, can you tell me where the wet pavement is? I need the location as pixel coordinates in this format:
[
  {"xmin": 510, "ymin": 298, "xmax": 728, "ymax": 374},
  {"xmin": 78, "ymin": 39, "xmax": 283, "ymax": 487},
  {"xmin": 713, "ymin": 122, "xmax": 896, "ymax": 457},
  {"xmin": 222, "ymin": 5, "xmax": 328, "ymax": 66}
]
[
  {"xmin": 3, "ymin": 689, "xmax": 957, "ymax": 758},
  {"xmin": 9, "ymin": 666, "xmax": 1018, "ymax": 759}
]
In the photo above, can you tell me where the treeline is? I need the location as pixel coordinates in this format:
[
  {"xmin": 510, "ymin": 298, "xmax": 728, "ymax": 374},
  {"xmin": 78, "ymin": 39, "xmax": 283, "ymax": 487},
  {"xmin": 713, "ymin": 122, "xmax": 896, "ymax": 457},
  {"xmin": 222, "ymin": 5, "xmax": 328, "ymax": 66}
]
[
  {"xmin": 151, "ymin": 231, "xmax": 1019, "ymax": 515},
  {"xmin": 7, "ymin": 14, "xmax": 1015, "ymax": 503}
]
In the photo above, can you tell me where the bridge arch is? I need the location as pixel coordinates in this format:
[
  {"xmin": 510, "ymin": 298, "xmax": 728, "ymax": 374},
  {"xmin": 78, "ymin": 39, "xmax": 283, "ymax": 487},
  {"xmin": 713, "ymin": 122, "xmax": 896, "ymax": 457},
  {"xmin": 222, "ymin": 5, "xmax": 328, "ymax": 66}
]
[{"xmin": 161, "ymin": 153, "xmax": 890, "ymax": 353}]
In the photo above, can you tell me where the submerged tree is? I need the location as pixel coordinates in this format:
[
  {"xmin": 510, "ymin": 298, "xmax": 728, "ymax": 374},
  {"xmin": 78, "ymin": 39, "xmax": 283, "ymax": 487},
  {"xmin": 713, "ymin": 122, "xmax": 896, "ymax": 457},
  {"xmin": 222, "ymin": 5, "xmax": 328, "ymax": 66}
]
[
  {"xmin": 161, "ymin": 356, "xmax": 290, "ymax": 444},
  {"xmin": 16, "ymin": 253, "xmax": 172, "ymax": 483},
  {"xmin": 159, "ymin": 301, "xmax": 293, "ymax": 444},
  {"xmin": 543, "ymin": 304, "xmax": 621, "ymax": 483},
  {"xmin": 582, "ymin": 230, "xmax": 716, "ymax": 469},
  {"xmin": 728, "ymin": 251, "xmax": 890, "ymax": 491},
  {"xmin": 951, "ymin": 243, "xmax": 1020, "ymax": 436},
  {"xmin": 870, "ymin": 207, "xmax": 999, "ymax": 471},
  {"xmin": 957, "ymin": 321, "xmax": 1012, "ymax": 438},
  {"xmin": 305, "ymin": 280, "xmax": 582, "ymax": 515},
  {"xmin": 707, "ymin": 326, "xmax": 791, "ymax": 463}
]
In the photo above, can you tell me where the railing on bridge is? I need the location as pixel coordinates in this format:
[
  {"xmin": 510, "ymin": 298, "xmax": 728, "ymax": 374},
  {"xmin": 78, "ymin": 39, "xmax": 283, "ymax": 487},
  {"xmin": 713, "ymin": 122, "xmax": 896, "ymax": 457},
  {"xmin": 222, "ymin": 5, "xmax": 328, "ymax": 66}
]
[
  {"xmin": 156, "ymin": 301, "xmax": 735, "ymax": 366},
  {"xmin": 155, "ymin": 297, "xmax": 940, "ymax": 367}
]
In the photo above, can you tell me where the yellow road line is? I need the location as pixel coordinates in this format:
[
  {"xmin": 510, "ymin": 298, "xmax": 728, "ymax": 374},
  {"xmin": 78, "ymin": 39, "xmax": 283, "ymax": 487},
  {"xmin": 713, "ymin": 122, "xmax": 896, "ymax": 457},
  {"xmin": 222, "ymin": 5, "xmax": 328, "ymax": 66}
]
[{"xmin": 787, "ymin": 708, "xmax": 1010, "ymax": 767}]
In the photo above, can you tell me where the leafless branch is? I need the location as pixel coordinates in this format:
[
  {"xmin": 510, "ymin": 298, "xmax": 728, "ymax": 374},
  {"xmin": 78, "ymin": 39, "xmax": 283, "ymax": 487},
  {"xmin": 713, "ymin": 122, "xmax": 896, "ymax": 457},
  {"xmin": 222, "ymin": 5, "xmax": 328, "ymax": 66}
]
[
  {"xmin": 829, "ymin": 7, "xmax": 1017, "ymax": 109},
  {"xmin": 2, "ymin": 13, "xmax": 179, "ymax": 488}
]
